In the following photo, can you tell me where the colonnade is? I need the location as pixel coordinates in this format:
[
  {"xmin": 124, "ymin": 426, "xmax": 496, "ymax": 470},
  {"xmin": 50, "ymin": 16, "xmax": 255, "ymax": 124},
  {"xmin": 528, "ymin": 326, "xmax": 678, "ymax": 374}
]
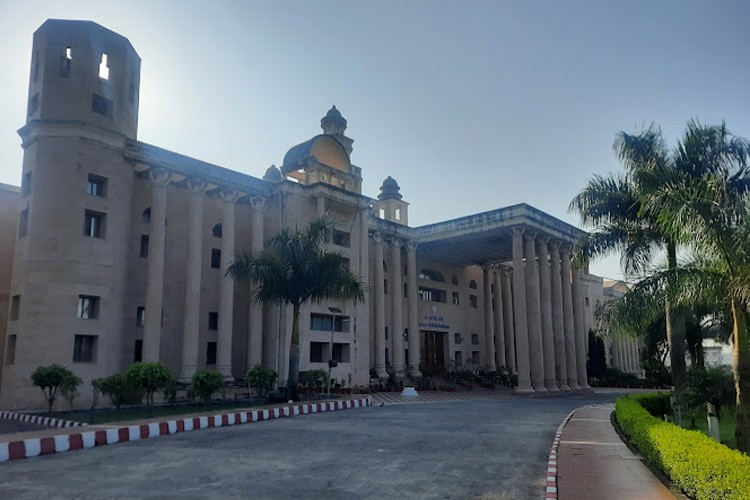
[
  {"xmin": 611, "ymin": 336, "xmax": 642, "ymax": 374},
  {"xmin": 141, "ymin": 169, "xmax": 266, "ymax": 381}
]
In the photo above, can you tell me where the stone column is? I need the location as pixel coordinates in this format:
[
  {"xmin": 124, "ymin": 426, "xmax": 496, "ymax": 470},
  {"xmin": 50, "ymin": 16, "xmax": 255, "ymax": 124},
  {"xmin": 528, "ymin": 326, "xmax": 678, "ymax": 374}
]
[
  {"xmin": 316, "ymin": 195, "xmax": 326, "ymax": 217},
  {"xmin": 537, "ymin": 237, "xmax": 558, "ymax": 391},
  {"xmin": 525, "ymin": 231, "xmax": 546, "ymax": 392},
  {"xmin": 493, "ymin": 269, "xmax": 506, "ymax": 371},
  {"xmin": 357, "ymin": 205, "xmax": 370, "ymax": 382},
  {"xmin": 179, "ymin": 178, "xmax": 207, "ymax": 380},
  {"xmin": 373, "ymin": 233, "xmax": 387, "ymax": 378},
  {"xmin": 247, "ymin": 197, "xmax": 265, "ymax": 368},
  {"xmin": 406, "ymin": 241, "xmax": 422, "ymax": 377},
  {"xmin": 501, "ymin": 267, "xmax": 516, "ymax": 373},
  {"xmin": 482, "ymin": 265, "xmax": 497, "ymax": 371},
  {"xmin": 511, "ymin": 227, "xmax": 532, "ymax": 392},
  {"xmin": 635, "ymin": 338, "xmax": 642, "ymax": 373},
  {"xmin": 549, "ymin": 241, "xmax": 569, "ymax": 391},
  {"xmin": 217, "ymin": 189, "xmax": 240, "ymax": 379},
  {"xmin": 143, "ymin": 167, "xmax": 171, "ymax": 362},
  {"xmin": 561, "ymin": 245, "xmax": 580, "ymax": 390},
  {"xmin": 628, "ymin": 339, "xmax": 636, "ymax": 373},
  {"xmin": 572, "ymin": 268, "xmax": 591, "ymax": 389},
  {"xmin": 390, "ymin": 238, "xmax": 405, "ymax": 377},
  {"xmin": 614, "ymin": 337, "xmax": 624, "ymax": 371}
]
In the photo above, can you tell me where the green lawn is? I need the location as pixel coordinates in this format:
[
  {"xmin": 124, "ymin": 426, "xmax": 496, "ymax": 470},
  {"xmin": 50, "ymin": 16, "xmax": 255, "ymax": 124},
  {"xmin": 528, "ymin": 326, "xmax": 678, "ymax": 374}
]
[
  {"xmin": 683, "ymin": 411, "xmax": 737, "ymax": 449},
  {"xmin": 41, "ymin": 401, "xmax": 274, "ymax": 425}
]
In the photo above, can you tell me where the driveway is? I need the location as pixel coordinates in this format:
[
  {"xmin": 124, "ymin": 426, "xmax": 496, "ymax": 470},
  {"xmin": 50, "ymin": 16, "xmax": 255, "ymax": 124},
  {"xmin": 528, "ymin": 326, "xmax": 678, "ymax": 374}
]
[{"xmin": 0, "ymin": 391, "xmax": 625, "ymax": 499}]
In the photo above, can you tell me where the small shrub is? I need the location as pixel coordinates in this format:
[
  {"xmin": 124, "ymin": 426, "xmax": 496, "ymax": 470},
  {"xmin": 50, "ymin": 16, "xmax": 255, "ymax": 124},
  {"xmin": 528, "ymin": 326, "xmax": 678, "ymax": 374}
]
[
  {"xmin": 246, "ymin": 365, "xmax": 278, "ymax": 399},
  {"xmin": 191, "ymin": 369, "xmax": 224, "ymax": 403},
  {"xmin": 93, "ymin": 372, "xmax": 143, "ymax": 410},
  {"xmin": 126, "ymin": 362, "xmax": 174, "ymax": 412},
  {"xmin": 616, "ymin": 393, "xmax": 750, "ymax": 499},
  {"xmin": 31, "ymin": 365, "xmax": 79, "ymax": 414},
  {"xmin": 303, "ymin": 369, "xmax": 328, "ymax": 393},
  {"xmin": 60, "ymin": 373, "xmax": 83, "ymax": 410}
]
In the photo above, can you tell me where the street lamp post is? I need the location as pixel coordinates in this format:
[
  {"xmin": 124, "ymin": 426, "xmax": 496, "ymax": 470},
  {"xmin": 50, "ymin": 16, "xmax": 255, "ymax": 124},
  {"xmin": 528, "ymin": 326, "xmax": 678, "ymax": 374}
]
[{"xmin": 327, "ymin": 306, "xmax": 342, "ymax": 398}]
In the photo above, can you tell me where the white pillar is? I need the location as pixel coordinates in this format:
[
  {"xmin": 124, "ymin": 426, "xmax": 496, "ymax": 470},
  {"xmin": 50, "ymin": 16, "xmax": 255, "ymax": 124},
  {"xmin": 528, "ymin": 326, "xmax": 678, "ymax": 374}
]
[
  {"xmin": 482, "ymin": 265, "xmax": 497, "ymax": 371},
  {"xmin": 390, "ymin": 238, "xmax": 405, "ymax": 376},
  {"xmin": 537, "ymin": 237, "xmax": 558, "ymax": 392},
  {"xmin": 143, "ymin": 167, "xmax": 171, "ymax": 362},
  {"xmin": 525, "ymin": 231, "xmax": 546, "ymax": 392},
  {"xmin": 493, "ymin": 269, "xmax": 506, "ymax": 371},
  {"xmin": 247, "ymin": 197, "xmax": 265, "ymax": 369},
  {"xmin": 373, "ymin": 233, "xmax": 387, "ymax": 378},
  {"xmin": 356, "ymin": 205, "xmax": 371, "ymax": 383},
  {"xmin": 406, "ymin": 241, "xmax": 422, "ymax": 377},
  {"xmin": 217, "ymin": 189, "xmax": 239, "ymax": 380},
  {"xmin": 572, "ymin": 268, "xmax": 591, "ymax": 389},
  {"xmin": 180, "ymin": 178, "xmax": 206, "ymax": 380},
  {"xmin": 511, "ymin": 227, "xmax": 533, "ymax": 393},
  {"xmin": 549, "ymin": 241, "xmax": 569, "ymax": 390},
  {"xmin": 561, "ymin": 245, "xmax": 580, "ymax": 390},
  {"xmin": 501, "ymin": 267, "xmax": 516, "ymax": 373}
]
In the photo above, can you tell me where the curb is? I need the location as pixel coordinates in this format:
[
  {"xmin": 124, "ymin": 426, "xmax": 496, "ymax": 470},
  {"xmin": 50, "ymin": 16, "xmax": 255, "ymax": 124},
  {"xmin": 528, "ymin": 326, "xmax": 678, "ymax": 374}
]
[
  {"xmin": 0, "ymin": 396, "xmax": 372, "ymax": 463},
  {"xmin": 544, "ymin": 406, "xmax": 579, "ymax": 499},
  {"xmin": 0, "ymin": 410, "xmax": 86, "ymax": 429}
]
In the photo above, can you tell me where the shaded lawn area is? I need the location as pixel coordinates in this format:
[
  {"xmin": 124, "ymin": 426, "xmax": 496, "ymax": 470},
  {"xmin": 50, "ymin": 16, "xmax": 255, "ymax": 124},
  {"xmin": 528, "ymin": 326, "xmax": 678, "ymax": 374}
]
[
  {"xmin": 682, "ymin": 410, "xmax": 737, "ymax": 449},
  {"xmin": 37, "ymin": 401, "xmax": 275, "ymax": 425}
]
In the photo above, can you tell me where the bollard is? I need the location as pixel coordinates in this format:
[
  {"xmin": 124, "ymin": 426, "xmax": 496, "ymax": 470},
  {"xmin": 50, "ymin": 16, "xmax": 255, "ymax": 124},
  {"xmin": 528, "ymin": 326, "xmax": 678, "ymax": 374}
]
[{"xmin": 707, "ymin": 402, "xmax": 721, "ymax": 442}]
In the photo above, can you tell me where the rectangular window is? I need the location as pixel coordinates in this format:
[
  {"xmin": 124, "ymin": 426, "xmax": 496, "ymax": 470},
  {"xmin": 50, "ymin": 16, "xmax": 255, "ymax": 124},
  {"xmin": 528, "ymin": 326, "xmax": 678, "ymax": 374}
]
[
  {"xmin": 206, "ymin": 342, "xmax": 217, "ymax": 365},
  {"xmin": 454, "ymin": 351, "xmax": 462, "ymax": 366},
  {"xmin": 18, "ymin": 209, "xmax": 28, "ymax": 238},
  {"xmin": 84, "ymin": 210, "xmax": 105, "ymax": 238},
  {"xmin": 77, "ymin": 295, "xmax": 100, "ymax": 319},
  {"xmin": 585, "ymin": 296, "xmax": 590, "ymax": 307},
  {"xmin": 211, "ymin": 248, "xmax": 221, "ymax": 269},
  {"xmin": 471, "ymin": 351, "xmax": 480, "ymax": 365},
  {"xmin": 418, "ymin": 287, "xmax": 446, "ymax": 303},
  {"xmin": 140, "ymin": 235, "xmax": 149, "ymax": 258},
  {"xmin": 62, "ymin": 46, "xmax": 72, "ymax": 76},
  {"xmin": 332, "ymin": 343, "xmax": 350, "ymax": 363},
  {"xmin": 91, "ymin": 94, "xmax": 113, "ymax": 117},
  {"xmin": 208, "ymin": 311, "xmax": 219, "ymax": 330},
  {"xmin": 452, "ymin": 292, "xmax": 460, "ymax": 305},
  {"xmin": 471, "ymin": 333, "xmax": 479, "ymax": 345},
  {"xmin": 73, "ymin": 335, "xmax": 98, "ymax": 363},
  {"xmin": 394, "ymin": 208, "xmax": 401, "ymax": 221},
  {"xmin": 21, "ymin": 172, "xmax": 32, "ymax": 196},
  {"xmin": 469, "ymin": 294, "xmax": 478, "ymax": 308},
  {"xmin": 87, "ymin": 174, "xmax": 107, "ymax": 197},
  {"xmin": 309, "ymin": 341, "xmax": 327, "ymax": 363},
  {"xmin": 331, "ymin": 229, "xmax": 350, "ymax": 248},
  {"xmin": 384, "ymin": 279, "xmax": 388, "ymax": 295},
  {"xmin": 134, "ymin": 339, "xmax": 143, "ymax": 362},
  {"xmin": 136, "ymin": 306, "xmax": 145, "ymax": 327},
  {"xmin": 454, "ymin": 333, "xmax": 462, "ymax": 344},
  {"xmin": 310, "ymin": 313, "xmax": 350, "ymax": 332},
  {"xmin": 10, "ymin": 295, "xmax": 20, "ymax": 320},
  {"xmin": 404, "ymin": 283, "xmax": 408, "ymax": 298},
  {"xmin": 385, "ymin": 326, "xmax": 389, "ymax": 340},
  {"xmin": 6, "ymin": 335, "xmax": 17, "ymax": 365}
]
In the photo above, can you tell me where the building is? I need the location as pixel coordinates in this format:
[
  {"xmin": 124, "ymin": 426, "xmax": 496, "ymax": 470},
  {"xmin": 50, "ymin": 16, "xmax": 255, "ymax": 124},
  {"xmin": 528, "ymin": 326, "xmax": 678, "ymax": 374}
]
[
  {"xmin": 602, "ymin": 280, "xmax": 642, "ymax": 375},
  {"xmin": 2, "ymin": 20, "xmax": 610, "ymax": 409}
]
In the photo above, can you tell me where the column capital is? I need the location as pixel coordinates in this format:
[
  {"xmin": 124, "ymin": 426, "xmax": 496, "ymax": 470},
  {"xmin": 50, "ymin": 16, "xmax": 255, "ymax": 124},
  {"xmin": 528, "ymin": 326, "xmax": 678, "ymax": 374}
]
[
  {"xmin": 559, "ymin": 241, "xmax": 572, "ymax": 253},
  {"xmin": 149, "ymin": 166, "xmax": 172, "ymax": 185},
  {"xmin": 389, "ymin": 236, "xmax": 403, "ymax": 248},
  {"xmin": 406, "ymin": 240, "xmax": 418, "ymax": 251},
  {"xmin": 372, "ymin": 232, "xmax": 384, "ymax": 245},
  {"xmin": 511, "ymin": 226, "xmax": 525, "ymax": 237},
  {"xmin": 249, "ymin": 196, "xmax": 267, "ymax": 212},
  {"xmin": 186, "ymin": 178, "xmax": 208, "ymax": 194},
  {"xmin": 537, "ymin": 235, "xmax": 550, "ymax": 245},
  {"xmin": 219, "ymin": 188, "xmax": 242, "ymax": 204},
  {"xmin": 524, "ymin": 230, "xmax": 538, "ymax": 242},
  {"xmin": 500, "ymin": 265, "xmax": 513, "ymax": 277},
  {"xmin": 548, "ymin": 239, "xmax": 562, "ymax": 250}
]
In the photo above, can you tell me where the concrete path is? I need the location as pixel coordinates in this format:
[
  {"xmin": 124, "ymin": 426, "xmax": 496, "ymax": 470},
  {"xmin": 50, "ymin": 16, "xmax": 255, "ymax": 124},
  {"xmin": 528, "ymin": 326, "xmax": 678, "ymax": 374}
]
[{"xmin": 557, "ymin": 404, "xmax": 677, "ymax": 499}]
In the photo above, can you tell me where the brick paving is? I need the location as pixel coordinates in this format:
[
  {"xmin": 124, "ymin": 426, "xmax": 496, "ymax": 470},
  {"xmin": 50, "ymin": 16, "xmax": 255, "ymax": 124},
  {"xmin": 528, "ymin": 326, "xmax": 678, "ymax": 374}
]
[{"xmin": 557, "ymin": 404, "xmax": 677, "ymax": 499}]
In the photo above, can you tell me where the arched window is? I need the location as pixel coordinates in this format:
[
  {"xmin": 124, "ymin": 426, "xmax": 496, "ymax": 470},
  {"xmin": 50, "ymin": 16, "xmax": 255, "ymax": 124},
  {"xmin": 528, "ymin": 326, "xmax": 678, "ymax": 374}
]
[
  {"xmin": 212, "ymin": 223, "xmax": 222, "ymax": 238},
  {"xmin": 142, "ymin": 208, "xmax": 151, "ymax": 224},
  {"xmin": 451, "ymin": 275, "xmax": 459, "ymax": 286},
  {"xmin": 469, "ymin": 280, "xmax": 478, "ymax": 289},
  {"xmin": 419, "ymin": 269, "xmax": 446, "ymax": 282}
]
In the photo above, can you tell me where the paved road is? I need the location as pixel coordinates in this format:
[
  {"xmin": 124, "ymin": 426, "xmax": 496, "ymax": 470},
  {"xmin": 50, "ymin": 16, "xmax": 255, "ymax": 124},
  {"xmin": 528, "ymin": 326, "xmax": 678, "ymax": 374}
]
[
  {"xmin": 0, "ymin": 392, "xmax": 624, "ymax": 499},
  {"xmin": 0, "ymin": 418, "xmax": 47, "ymax": 435}
]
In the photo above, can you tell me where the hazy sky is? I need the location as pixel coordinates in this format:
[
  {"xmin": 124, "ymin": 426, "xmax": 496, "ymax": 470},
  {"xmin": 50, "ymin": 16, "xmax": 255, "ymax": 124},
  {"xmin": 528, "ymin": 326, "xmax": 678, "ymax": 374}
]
[{"xmin": 1, "ymin": 1, "xmax": 748, "ymax": 280}]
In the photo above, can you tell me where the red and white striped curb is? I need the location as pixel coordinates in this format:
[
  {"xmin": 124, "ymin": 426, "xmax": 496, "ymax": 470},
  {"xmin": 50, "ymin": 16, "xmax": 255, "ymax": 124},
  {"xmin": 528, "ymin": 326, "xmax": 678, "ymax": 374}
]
[
  {"xmin": 544, "ymin": 407, "xmax": 578, "ymax": 499},
  {"xmin": 0, "ymin": 410, "xmax": 85, "ymax": 429},
  {"xmin": 0, "ymin": 396, "xmax": 372, "ymax": 462}
]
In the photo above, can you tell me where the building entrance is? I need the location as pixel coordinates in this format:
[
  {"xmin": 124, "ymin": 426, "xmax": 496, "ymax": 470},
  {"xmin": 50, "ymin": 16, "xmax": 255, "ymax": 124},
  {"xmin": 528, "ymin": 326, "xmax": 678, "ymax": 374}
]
[{"xmin": 420, "ymin": 331, "xmax": 446, "ymax": 376}]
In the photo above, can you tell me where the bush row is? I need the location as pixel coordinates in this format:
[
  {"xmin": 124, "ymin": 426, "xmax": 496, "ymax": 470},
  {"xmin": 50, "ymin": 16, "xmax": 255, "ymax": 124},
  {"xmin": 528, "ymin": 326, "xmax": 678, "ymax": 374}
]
[{"xmin": 615, "ymin": 393, "xmax": 750, "ymax": 499}]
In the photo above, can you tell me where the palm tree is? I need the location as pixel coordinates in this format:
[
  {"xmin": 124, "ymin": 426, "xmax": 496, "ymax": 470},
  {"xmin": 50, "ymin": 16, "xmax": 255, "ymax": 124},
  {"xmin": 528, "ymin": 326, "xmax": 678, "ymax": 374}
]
[
  {"xmin": 227, "ymin": 217, "xmax": 365, "ymax": 400},
  {"xmin": 570, "ymin": 124, "xmax": 687, "ymax": 390}
]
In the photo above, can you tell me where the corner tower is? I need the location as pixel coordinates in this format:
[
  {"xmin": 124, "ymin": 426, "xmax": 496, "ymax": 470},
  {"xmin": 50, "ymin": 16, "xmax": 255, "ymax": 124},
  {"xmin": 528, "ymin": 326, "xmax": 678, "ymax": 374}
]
[{"xmin": 1, "ymin": 20, "xmax": 141, "ymax": 409}]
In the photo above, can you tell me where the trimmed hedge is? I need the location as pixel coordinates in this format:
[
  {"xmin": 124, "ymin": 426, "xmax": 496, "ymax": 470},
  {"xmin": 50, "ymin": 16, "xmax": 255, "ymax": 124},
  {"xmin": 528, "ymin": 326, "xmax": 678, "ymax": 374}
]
[{"xmin": 616, "ymin": 393, "xmax": 750, "ymax": 499}]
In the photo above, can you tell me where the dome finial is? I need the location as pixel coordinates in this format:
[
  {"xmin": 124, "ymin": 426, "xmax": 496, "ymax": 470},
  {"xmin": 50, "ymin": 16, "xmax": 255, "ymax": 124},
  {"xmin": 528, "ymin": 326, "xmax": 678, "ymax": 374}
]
[
  {"xmin": 378, "ymin": 176, "xmax": 402, "ymax": 201},
  {"xmin": 321, "ymin": 105, "xmax": 347, "ymax": 134}
]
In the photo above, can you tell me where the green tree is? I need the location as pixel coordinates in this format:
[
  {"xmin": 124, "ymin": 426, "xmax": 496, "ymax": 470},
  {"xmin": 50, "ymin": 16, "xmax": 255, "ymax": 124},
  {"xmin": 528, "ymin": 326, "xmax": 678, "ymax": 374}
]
[
  {"xmin": 93, "ymin": 372, "xmax": 142, "ymax": 411},
  {"xmin": 245, "ymin": 365, "xmax": 278, "ymax": 400},
  {"xmin": 228, "ymin": 217, "xmax": 364, "ymax": 400},
  {"xmin": 31, "ymin": 365, "xmax": 79, "ymax": 414},
  {"xmin": 60, "ymin": 372, "xmax": 83, "ymax": 411},
  {"xmin": 125, "ymin": 362, "xmax": 174, "ymax": 413},
  {"xmin": 570, "ymin": 124, "xmax": 687, "ymax": 390},
  {"xmin": 190, "ymin": 369, "xmax": 224, "ymax": 403}
]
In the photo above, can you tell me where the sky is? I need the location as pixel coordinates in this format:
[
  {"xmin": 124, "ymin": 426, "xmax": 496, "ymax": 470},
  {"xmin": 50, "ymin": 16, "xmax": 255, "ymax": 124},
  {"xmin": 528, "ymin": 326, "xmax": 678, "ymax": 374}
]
[{"xmin": 1, "ymin": 0, "xmax": 748, "ymax": 281}]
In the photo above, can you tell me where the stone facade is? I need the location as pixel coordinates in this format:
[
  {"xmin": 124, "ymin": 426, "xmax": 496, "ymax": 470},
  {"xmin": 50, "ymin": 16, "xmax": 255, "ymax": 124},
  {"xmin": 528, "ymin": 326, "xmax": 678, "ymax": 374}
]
[{"xmin": 0, "ymin": 20, "xmax": 605, "ymax": 410}]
